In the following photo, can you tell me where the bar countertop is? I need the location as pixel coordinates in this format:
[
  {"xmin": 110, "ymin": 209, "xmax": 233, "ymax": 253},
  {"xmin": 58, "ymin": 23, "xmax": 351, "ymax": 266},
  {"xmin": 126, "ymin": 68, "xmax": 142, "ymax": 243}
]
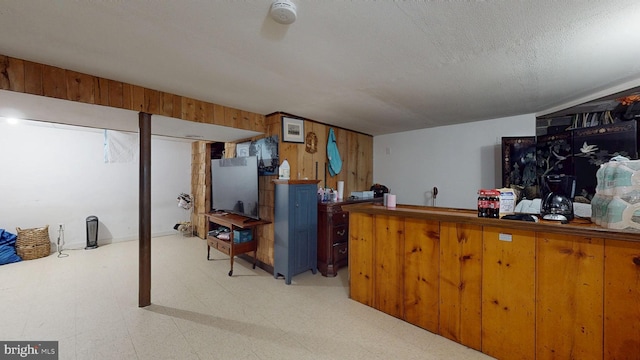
[{"xmin": 344, "ymin": 203, "xmax": 640, "ymax": 242}]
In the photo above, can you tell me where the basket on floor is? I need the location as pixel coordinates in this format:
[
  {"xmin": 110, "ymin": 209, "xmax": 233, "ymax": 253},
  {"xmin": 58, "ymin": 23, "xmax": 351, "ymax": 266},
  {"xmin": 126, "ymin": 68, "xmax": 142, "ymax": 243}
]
[
  {"xmin": 177, "ymin": 222, "xmax": 193, "ymax": 237},
  {"xmin": 16, "ymin": 225, "xmax": 51, "ymax": 260}
]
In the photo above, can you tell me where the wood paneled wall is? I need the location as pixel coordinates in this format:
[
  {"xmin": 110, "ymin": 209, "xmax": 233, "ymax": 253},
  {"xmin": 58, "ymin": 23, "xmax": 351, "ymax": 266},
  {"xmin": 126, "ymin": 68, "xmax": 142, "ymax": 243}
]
[
  {"xmin": 0, "ymin": 53, "xmax": 267, "ymax": 242},
  {"xmin": 270, "ymin": 113, "xmax": 373, "ymax": 195},
  {"xmin": 186, "ymin": 114, "xmax": 374, "ymax": 268},
  {"xmin": 0, "ymin": 54, "xmax": 266, "ymax": 131},
  {"xmin": 191, "ymin": 142, "xmax": 211, "ymax": 238},
  {"xmin": 0, "ymin": 54, "xmax": 376, "ymax": 270},
  {"xmin": 232, "ymin": 113, "xmax": 374, "ymax": 267}
]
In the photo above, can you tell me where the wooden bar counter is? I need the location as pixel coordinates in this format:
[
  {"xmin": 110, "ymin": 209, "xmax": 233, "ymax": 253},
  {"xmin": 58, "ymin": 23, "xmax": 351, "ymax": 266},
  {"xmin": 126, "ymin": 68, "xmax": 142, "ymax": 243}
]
[{"xmin": 346, "ymin": 203, "xmax": 640, "ymax": 360}]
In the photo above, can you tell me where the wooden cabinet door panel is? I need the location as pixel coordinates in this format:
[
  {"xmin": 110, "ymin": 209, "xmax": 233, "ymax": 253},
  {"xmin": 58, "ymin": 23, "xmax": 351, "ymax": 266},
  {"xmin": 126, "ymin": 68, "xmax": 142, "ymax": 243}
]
[
  {"xmin": 439, "ymin": 222, "xmax": 482, "ymax": 350},
  {"xmin": 373, "ymin": 215, "xmax": 404, "ymax": 318},
  {"xmin": 536, "ymin": 232, "xmax": 604, "ymax": 360},
  {"xmin": 604, "ymin": 239, "xmax": 640, "ymax": 359},
  {"xmin": 349, "ymin": 213, "xmax": 374, "ymax": 306},
  {"xmin": 403, "ymin": 218, "xmax": 440, "ymax": 333},
  {"xmin": 292, "ymin": 186, "xmax": 314, "ymax": 274},
  {"xmin": 482, "ymin": 227, "xmax": 535, "ymax": 360}
]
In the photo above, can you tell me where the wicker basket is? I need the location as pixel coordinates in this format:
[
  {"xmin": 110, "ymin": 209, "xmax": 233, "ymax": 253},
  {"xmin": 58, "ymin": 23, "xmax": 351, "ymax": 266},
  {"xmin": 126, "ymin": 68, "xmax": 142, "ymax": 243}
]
[
  {"xmin": 16, "ymin": 225, "xmax": 51, "ymax": 260},
  {"xmin": 177, "ymin": 222, "xmax": 193, "ymax": 237}
]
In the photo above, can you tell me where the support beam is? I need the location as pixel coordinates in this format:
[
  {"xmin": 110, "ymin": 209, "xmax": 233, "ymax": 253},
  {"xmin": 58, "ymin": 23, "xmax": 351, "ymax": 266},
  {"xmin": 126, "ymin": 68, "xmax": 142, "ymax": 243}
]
[{"xmin": 139, "ymin": 112, "xmax": 152, "ymax": 307}]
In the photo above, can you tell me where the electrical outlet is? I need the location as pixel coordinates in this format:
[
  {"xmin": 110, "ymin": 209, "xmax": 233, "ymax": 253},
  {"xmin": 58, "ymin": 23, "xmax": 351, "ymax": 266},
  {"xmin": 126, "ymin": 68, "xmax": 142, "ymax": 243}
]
[{"xmin": 58, "ymin": 223, "xmax": 64, "ymax": 231}]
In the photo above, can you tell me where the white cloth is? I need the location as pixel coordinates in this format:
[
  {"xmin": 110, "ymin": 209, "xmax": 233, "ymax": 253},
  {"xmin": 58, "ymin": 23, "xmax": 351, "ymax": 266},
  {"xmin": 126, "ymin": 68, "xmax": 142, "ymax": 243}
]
[
  {"xmin": 514, "ymin": 199, "xmax": 541, "ymax": 214},
  {"xmin": 104, "ymin": 130, "xmax": 138, "ymax": 163}
]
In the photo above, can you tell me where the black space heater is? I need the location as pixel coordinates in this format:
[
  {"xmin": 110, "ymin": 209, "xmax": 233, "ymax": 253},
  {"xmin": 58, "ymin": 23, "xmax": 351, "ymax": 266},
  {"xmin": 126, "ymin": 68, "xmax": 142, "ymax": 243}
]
[{"xmin": 85, "ymin": 215, "xmax": 99, "ymax": 249}]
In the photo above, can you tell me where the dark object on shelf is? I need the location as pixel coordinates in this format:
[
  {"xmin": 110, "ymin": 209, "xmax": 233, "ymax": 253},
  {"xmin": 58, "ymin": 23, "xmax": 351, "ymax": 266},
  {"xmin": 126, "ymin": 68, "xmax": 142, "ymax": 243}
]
[
  {"xmin": 536, "ymin": 131, "xmax": 574, "ymax": 179},
  {"xmin": 501, "ymin": 214, "xmax": 539, "ymax": 222},
  {"xmin": 623, "ymin": 102, "xmax": 640, "ymax": 120},
  {"xmin": 210, "ymin": 142, "xmax": 225, "ymax": 160},
  {"xmin": 572, "ymin": 121, "xmax": 638, "ymax": 201},
  {"xmin": 546, "ymin": 124, "xmax": 571, "ymax": 135},
  {"xmin": 85, "ymin": 216, "xmax": 99, "ymax": 249},
  {"xmin": 540, "ymin": 174, "xmax": 576, "ymax": 221},
  {"xmin": 370, "ymin": 183, "xmax": 389, "ymax": 198},
  {"xmin": 534, "ymin": 120, "xmax": 639, "ymax": 202},
  {"xmin": 501, "ymin": 136, "xmax": 536, "ymax": 188}
]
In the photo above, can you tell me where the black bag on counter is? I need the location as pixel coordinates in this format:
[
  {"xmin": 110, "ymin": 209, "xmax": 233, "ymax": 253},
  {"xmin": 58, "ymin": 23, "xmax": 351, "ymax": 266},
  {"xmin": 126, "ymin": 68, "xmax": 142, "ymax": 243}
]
[{"xmin": 370, "ymin": 184, "xmax": 389, "ymax": 198}]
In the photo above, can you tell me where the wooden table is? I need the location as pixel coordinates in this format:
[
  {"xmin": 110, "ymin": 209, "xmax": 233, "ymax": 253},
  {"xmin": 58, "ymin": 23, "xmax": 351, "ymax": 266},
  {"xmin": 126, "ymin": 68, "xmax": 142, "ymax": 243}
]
[{"xmin": 205, "ymin": 212, "xmax": 269, "ymax": 276}]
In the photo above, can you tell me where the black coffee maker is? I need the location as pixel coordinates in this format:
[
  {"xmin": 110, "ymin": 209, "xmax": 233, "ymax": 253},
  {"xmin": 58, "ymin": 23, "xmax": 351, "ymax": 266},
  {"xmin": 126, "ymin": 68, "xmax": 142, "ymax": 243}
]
[{"xmin": 540, "ymin": 174, "xmax": 576, "ymax": 221}]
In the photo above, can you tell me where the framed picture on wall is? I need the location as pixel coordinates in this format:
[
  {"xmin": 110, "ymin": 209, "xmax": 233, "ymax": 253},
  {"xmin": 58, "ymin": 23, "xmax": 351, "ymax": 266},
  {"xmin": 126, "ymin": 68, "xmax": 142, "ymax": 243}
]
[
  {"xmin": 236, "ymin": 142, "xmax": 250, "ymax": 157},
  {"xmin": 282, "ymin": 117, "xmax": 304, "ymax": 143}
]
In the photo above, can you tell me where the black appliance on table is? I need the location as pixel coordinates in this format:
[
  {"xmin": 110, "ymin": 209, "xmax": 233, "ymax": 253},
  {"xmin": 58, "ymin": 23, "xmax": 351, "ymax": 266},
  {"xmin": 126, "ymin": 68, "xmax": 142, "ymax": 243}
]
[{"xmin": 540, "ymin": 174, "xmax": 576, "ymax": 221}]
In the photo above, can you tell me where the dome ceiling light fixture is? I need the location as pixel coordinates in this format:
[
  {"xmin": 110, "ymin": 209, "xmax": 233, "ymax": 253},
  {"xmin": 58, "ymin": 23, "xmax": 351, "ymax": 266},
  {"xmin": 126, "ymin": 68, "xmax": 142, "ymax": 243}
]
[{"xmin": 270, "ymin": 0, "xmax": 297, "ymax": 25}]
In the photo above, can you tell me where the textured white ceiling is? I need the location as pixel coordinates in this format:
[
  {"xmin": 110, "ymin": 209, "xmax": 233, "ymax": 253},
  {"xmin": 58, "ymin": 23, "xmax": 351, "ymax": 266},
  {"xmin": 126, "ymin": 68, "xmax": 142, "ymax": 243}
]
[{"xmin": 1, "ymin": 0, "xmax": 640, "ymax": 136}]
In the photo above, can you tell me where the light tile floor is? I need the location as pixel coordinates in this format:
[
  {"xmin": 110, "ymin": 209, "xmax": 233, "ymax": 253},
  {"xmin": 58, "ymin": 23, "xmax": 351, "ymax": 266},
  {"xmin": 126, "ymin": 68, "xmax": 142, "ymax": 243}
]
[{"xmin": 0, "ymin": 234, "xmax": 494, "ymax": 360}]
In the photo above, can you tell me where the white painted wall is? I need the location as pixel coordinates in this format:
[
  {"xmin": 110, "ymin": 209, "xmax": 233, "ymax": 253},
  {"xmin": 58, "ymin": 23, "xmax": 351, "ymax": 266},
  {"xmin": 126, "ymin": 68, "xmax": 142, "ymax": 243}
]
[
  {"xmin": 373, "ymin": 114, "xmax": 536, "ymax": 209},
  {"xmin": 0, "ymin": 120, "xmax": 192, "ymax": 249}
]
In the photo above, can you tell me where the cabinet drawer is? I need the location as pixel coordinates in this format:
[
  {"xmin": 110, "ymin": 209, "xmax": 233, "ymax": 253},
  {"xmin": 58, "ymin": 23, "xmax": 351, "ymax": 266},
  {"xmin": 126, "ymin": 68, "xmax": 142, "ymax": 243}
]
[
  {"xmin": 217, "ymin": 240, "xmax": 231, "ymax": 255},
  {"xmin": 332, "ymin": 211, "xmax": 349, "ymax": 226},
  {"xmin": 333, "ymin": 242, "xmax": 348, "ymax": 263},
  {"xmin": 333, "ymin": 225, "xmax": 348, "ymax": 243}
]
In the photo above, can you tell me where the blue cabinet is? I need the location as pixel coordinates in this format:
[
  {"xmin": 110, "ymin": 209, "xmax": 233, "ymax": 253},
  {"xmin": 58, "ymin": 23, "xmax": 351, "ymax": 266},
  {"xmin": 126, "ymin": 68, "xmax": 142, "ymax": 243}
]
[{"xmin": 273, "ymin": 180, "xmax": 319, "ymax": 284}]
